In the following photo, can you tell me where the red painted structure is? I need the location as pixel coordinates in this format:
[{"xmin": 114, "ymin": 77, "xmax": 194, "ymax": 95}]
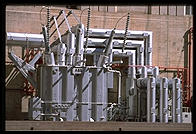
[{"xmin": 23, "ymin": 48, "xmax": 43, "ymax": 95}]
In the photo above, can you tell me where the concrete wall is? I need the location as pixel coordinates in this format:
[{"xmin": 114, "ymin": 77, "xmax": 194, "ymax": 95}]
[{"xmin": 5, "ymin": 5, "xmax": 193, "ymax": 120}]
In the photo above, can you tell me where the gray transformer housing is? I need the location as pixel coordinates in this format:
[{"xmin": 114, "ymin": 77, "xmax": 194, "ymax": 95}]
[{"xmin": 30, "ymin": 65, "xmax": 111, "ymax": 121}]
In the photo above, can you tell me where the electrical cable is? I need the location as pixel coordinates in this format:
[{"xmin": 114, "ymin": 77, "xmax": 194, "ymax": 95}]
[
  {"xmin": 114, "ymin": 13, "xmax": 129, "ymax": 29},
  {"xmin": 40, "ymin": 6, "xmax": 47, "ymax": 26},
  {"xmin": 80, "ymin": 7, "xmax": 90, "ymax": 23},
  {"xmin": 80, "ymin": 7, "xmax": 91, "ymax": 65}
]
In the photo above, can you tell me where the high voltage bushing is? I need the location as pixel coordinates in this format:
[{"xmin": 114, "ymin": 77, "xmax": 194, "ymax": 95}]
[
  {"xmin": 83, "ymin": 8, "xmax": 91, "ymax": 66},
  {"xmin": 47, "ymin": 7, "xmax": 50, "ymax": 47},
  {"xmin": 85, "ymin": 8, "xmax": 91, "ymax": 48}
]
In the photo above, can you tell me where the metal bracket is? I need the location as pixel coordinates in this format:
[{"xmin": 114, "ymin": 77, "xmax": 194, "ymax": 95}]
[{"xmin": 8, "ymin": 51, "xmax": 37, "ymax": 88}]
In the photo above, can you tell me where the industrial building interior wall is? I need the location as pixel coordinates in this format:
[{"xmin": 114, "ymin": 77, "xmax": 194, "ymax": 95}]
[{"xmin": 5, "ymin": 5, "xmax": 193, "ymax": 120}]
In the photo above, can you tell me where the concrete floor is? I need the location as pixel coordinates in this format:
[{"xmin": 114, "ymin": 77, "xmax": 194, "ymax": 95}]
[{"xmin": 5, "ymin": 121, "xmax": 192, "ymax": 131}]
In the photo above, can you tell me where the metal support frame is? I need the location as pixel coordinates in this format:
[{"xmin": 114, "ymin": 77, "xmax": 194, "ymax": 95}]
[{"xmin": 8, "ymin": 51, "xmax": 37, "ymax": 89}]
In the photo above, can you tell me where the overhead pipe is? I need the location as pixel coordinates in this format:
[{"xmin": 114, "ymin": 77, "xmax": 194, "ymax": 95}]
[
  {"xmin": 6, "ymin": 32, "xmax": 44, "ymax": 48},
  {"xmin": 143, "ymin": 33, "xmax": 152, "ymax": 66},
  {"xmin": 127, "ymin": 43, "xmax": 144, "ymax": 76},
  {"xmin": 125, "ymin": 43, "xmax": 144, "ymax": 66}
]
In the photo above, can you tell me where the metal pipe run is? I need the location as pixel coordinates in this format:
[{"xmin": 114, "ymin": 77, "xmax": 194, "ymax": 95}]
[{"xmin": 6, "ymin": 32, "xmax": 44, "ymax": 48}]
